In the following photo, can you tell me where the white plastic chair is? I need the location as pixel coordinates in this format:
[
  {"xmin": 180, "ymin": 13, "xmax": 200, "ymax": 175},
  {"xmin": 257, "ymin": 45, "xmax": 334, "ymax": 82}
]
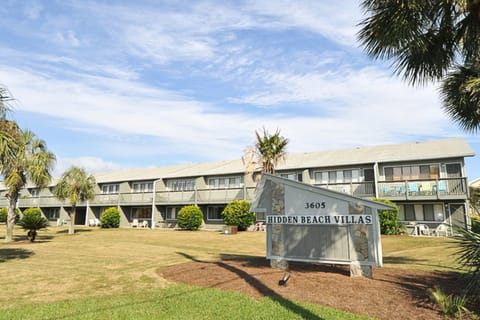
[
  {"xmin": 141, "ymin": 220, "xmax": 149, "ymax": 228},
  {"xmin": 417, "ymin": 224, "xmax": 431, "ymax": 236},
  {"xmin": 131, "ymin": 219, "xmax": 139, "ymax": 228},
  {"xmin": 434, "ymin": 224, "xmax": 450, "ymax": 237}
]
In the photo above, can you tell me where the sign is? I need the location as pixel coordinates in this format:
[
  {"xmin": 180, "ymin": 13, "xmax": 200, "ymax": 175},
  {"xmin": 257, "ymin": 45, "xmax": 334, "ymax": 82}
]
[
  {"xmin": 266, "ymin": 215, "xmax": 372, "ymax": 225},
  {"xmin": 250, "ymin": 174, "xmax": 395, "ymax": 278}
]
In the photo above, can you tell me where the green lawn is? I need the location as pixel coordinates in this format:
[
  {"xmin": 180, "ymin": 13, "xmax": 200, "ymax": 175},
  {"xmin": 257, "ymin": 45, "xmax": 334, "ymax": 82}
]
[{"xmin": 0, "ymin": 226, "xmax": 463, "ymax": 319}]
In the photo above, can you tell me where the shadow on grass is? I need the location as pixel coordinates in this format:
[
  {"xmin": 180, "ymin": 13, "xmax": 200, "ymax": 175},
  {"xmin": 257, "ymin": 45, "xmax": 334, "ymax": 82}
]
[
  {"xmin": 0, "ymin": 248, "xmax": 34, "ymax": 263},
  {"xmin": 56, "ymin": 228, "xmax": 93, "ymax": 234},
  {"xmin": 383, "ymin": 255, "xmax": 461, "ymax": 272},
  {"xmin": 176, "ymin": 252, "xmax": 325, "ymax": 320}
]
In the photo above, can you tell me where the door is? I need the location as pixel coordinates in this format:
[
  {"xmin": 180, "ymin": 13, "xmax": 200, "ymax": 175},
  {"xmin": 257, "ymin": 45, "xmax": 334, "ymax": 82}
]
[
  {"xmin": 448, "ymin": 203, "xmax": 466, "ymax": 230},
  {"xmin": 75, "ymin": 207, "xmax": 87, "ymax": 225},
  {"xmin": 445, "ymin": 163, "xmax": 463, "ymax": 194}
]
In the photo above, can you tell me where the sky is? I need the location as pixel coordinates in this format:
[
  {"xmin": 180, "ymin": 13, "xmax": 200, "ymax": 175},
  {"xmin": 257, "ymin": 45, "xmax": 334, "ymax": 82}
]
[{"xmin": 1, "ymin": 0, "xmax": 480, "ymax": 180}]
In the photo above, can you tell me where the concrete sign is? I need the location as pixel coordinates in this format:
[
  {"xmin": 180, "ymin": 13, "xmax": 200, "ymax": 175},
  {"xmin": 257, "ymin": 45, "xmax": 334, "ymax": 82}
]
[{"xmin": 250, "ymin": 174, "xmax": 395, "ymax": 278}]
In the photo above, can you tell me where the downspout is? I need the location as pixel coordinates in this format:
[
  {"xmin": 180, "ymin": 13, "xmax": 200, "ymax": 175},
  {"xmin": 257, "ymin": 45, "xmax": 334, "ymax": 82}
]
[{"xmin": 373, "ymin": 162, "xmax": 379, "ymax": 198}]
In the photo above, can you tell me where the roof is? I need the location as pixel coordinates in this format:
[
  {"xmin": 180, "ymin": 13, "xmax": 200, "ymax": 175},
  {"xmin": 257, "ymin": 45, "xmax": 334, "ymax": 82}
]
[
  {"xmin": 92, "ymin": 137, "xmax": 474, "ymax": 183},
  {"xmin": 0, "ymin": 137, "xmax": 475, "ymax": 187},
  {"xmin": 278, "ymin": 137, "xmax": 475, "ymax": 170}
]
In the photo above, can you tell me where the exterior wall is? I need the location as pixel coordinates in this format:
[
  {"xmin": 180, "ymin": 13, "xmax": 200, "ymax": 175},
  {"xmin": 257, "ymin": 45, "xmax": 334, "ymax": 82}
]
[{"xmin": 0, "ymin": 150, "xmax": 472, "ymax": 232}]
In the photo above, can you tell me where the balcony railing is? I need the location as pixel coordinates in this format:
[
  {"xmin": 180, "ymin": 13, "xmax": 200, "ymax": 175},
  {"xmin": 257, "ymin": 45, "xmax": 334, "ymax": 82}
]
[
  {"xmin": 314, "ymin": 178, "xmax": 468, "ymax": 200},
  {"xmin": 6, "ymin": 178, "xmax": 467, "ymax": 209},
  {"xmin": 378, "ymin": 178, "xmax": 467, "ymax": 200},
  {"xmin": 313, "ymin": 182, "xmax": 375, "ymax": 198}
]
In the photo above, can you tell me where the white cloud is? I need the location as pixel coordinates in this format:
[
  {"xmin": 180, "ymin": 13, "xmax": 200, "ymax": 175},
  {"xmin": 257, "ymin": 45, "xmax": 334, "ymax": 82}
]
[
  {"xmin": 54, "ymin": 156, "xmax": 122, "ymax": 177},
  {"xmin": 55, "ymin": 30, "xmax": 80, "ymax": 47}
]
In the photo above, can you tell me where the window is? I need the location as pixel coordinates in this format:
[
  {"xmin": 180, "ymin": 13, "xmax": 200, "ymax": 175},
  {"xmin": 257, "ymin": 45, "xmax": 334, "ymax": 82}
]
[
  {"xmin": 44, "ymin": 208, "xmax": 60, "ymax": 221},
  {"xmin": 207, "ymin": 206, "xmax": 224, "ymax": 220},
  {"xmin": 166, "ymin": 179, "xmax": 195, "ymax": 191},
  {"xmin": 101, "ymin": 184, "xmax": 119, "ymax": 194},
  {"xmin": 422, "ymin": 204, "xmax": 435, "ymax": 221},
  {"xmin": 29, "ymin": 188, "xmax": 40, "ymax": 197},
  {"xmin": 208, "ymin": 176, "xmax": 242, "ymax": 189},
  {"xmin": 385, "ymin": 164, "xmax": 440, "ymax": 181},
  {"xmin": 131, "ymin": 207, "xmax": 151, "ymax": 220},
  {"xmin": 314, "ymin": 169, "xmax": 362, "ymax": 184},
  {"xmin": 279, "ymin": 172, "xmax": 303, "ymax": 182},
  {"xmin": 404, "ymin": 204, "xmax": 416, "ymax": 221},
  {"xmin": 166, "ymin": 207, "xmax": 182, "ymax": 220},
  {"xmin": 132, "ymin": 182, "xmax": 153, "ymax": 193}
]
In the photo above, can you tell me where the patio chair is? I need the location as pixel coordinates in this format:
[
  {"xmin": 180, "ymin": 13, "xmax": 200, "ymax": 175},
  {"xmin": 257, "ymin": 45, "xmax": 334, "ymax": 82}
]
[
  {"xmin": 141, "ymin": 220, "xmax": 149, "ymax": 228},
  {"xmin": 416, "ymin": 224, "xmax": 431, "ymax": 236},
  {"xmin": 437, "ymin": 181, "xmax": 447, "ymax": 193},
  {"xmin": 408, "ymin": 183, "xmax": 419, "ymax": 195},
  {"xmin": 94, "ymin": 218, "xmax": 101, "ymax": 227},
  {"xmin": 131, "ymin": 219, "xmax": 139, "ymax": 228},
  {"xmin": 88, "ymin": 218, "xmax": 96, "ymax": 226},
  {"xmin": 434, "ymin": 224, "xmax": 450, "ymax": 237}
]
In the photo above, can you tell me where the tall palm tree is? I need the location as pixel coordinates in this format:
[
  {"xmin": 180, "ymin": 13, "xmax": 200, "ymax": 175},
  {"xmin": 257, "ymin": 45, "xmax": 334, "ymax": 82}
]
[
  {"xmin": 358, "ymin": 0, "xmax": 480, "ymax": 132},
  {"xmin": 0, "ymin": 85, "xmax": 13, "ymax": 121},
  {"xmin": 53, "ymin": 166, "xmax": 96, "ymax": 235},
  {"xmin": 255, "ymin": 128, "xmax": 289, "ymax": 174},
  {"xmin": 0, "ymin": 126, "xmax": 56, "ymax": 242}
]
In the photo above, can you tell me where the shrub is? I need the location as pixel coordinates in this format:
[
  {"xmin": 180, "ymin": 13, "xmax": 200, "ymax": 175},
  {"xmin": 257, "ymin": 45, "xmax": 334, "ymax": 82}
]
[
  {"xmin": 177, "ymin": 205, "xmax": 203, "ymax": 230},
  {"xmin": 471, "ymin": 215, "xmax": 480, "ymax": 234},
  {"xmin": 101, "ymin": 207, "xmax": 120, "ymax": 228},
  {"xmin": 17, "ymin": 208, "xmax": 49, "ymax": 242},
  {"xmin": 428, "ymin": 286, "xmax": 472, "ymax": 318},
  {"xmin": 0, "ymin": 208, "xmax": 20, "ymax": 223},
  {"xmin": 373, "ymin": 198, "xmax": 399, "ymax": 235},
  {"xmin": 221, "ymin": 200, "xmax": 254, "ymax": 231}
]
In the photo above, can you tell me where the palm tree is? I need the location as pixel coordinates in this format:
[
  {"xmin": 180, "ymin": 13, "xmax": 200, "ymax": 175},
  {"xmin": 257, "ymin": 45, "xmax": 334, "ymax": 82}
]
[
  {"xmin": 358, "ymin": 0, "xmax": 480, "ymax": 132},
  {"xmin": 0, "ymin": 85, "xmax": 13, "ymax": 121},
  {"xmin": 0, "ymin": 85, "xmax": 17, "ymax": 163},
  {"xmin": 255, "ymin": 128, "xmax": 289, "ymax": 174},
  {"xmin": 0, "ymin": 126, "xmax": 56, "ymax": 242},
  {"xmin": 53, "ymin": 166, "xmax": 96, "ymax": 235}
]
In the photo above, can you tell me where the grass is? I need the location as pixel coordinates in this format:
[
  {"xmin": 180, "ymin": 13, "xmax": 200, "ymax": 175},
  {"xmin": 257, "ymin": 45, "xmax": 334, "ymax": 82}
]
[
  {"xmin": 381, "ymin": 235, "xmax": 463, "ymax": 272},
  {"xmin": 0, "ymin": 226, "xmax": 465, "ymax": 319}
]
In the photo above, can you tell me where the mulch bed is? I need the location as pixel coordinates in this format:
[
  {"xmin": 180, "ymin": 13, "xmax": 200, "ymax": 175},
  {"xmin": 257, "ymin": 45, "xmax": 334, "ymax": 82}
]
[{"xmin": 159, "ymin": 257, "xmax": 478, "ymax": 320}]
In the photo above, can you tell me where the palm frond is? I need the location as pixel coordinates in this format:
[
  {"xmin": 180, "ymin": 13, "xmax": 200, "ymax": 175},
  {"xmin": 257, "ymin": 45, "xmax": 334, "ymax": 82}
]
[{"xmin": 440, "ymin": 64, "xmax": 480, "ymax": 132}]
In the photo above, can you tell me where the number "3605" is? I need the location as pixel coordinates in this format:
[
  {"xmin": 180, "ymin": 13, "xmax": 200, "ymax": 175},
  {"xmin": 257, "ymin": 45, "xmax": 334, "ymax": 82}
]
[{"xmin": 304, "ymin": 202, "xmax": 326, "ymax": 209}]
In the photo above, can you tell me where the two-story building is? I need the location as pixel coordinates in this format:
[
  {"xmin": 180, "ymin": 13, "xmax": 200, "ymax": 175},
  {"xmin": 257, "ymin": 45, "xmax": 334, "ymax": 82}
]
[{"xmin": 0, "ymin": 137, "xmax": 475, "ymax": 234}]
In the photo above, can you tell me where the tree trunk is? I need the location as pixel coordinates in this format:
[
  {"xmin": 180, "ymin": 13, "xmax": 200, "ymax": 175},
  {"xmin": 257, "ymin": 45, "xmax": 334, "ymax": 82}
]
[
  {"xmin": 69, "ymin": 206, "xmax": 76, "ymax": 235},
  {"xmin": 4, "ymin": 196, "xmax": 17, "ymax": 242}
]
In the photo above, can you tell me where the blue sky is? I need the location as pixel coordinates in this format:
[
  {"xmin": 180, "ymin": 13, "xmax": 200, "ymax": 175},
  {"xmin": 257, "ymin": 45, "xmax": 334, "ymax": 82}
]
[{"xmin": 1, "ymin": 0, "xmax": 480, "ymax": 179}]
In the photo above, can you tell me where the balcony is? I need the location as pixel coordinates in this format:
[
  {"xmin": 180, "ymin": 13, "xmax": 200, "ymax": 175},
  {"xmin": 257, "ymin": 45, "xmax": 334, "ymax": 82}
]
[
  {"xmin": 156, "ymin": 190, "xmax": 196, "ymax": 204},
  {"xmin": 17, "ymin": 196, "xmax": 67, "ymax": 207},
  {"xmin": 155, "ymin": 186, "xmax": 257, "ymax": 205},
  {"xmin": 378, "ymin": 178, "xmax": 467, "ymax": 201},
  {"xmin": 196, "ymin": 187, "xmax": 255, "ymax": 204},
  {"xmin": 314, "ymin": 178, "xmax": 468, "ymax": 201},
  {"xmin": 90, "ymin": 194, "xmax": 120, "ymax": 206},
  {"xmin": 314, "ymin": 182, "xmax": 375, "ymax": 198}
]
